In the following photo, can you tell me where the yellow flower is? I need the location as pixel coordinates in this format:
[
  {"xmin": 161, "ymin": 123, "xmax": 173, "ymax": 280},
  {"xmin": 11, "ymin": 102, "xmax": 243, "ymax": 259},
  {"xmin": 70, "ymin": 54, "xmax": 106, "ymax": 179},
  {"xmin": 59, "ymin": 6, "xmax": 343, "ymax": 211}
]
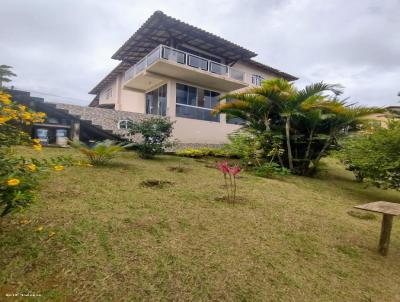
[
  {"xmin": 21, "ymin": 112, "xmax": 32, "ymax": 120},
  {"xmin": 48, "ymin": 231, "xmax": 56, "ymax": 238},
  {"xmin": 33, "ymin": 144, "xmax": 42, "ymax": 151},
  {"xmin": 7, "ymin": 178, "xmax": 20, "ymax": 186},
  {"xmin": 27, "ymin": 163, "xmax": 37, "ymax": 172},
  {"xmin": 18, "ymin": 105, "xmax": 27, "ymax": 111},
  {"xmin": 32, "ymin": 138, "xmax": 41, "ymax": 144},
  {"xmin": 20, "ymin": 219, "xmax": 31, "ymax": 225},
  {"xmin": 0, "ymin": 95, "xmax": 11, "ymax": 105},
  {"xmin": 36, "ymin": 226, "xmax": 44, "ymax": 232},
  {"xmin": 54, "ymin": 165, "xmax": 64, "ymax": 171},
  {"xmin": 0, "ymin": 117, "xmax": 11, "ymax": 124}
]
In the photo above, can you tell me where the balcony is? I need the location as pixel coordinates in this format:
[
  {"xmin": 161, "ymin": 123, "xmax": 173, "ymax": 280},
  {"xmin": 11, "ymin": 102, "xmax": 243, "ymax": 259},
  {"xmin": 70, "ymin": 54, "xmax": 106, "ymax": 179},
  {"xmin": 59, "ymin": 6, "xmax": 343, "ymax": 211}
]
[{"xmin": 123, "ymin": 45, "xmax": 248, "ymax": 92}]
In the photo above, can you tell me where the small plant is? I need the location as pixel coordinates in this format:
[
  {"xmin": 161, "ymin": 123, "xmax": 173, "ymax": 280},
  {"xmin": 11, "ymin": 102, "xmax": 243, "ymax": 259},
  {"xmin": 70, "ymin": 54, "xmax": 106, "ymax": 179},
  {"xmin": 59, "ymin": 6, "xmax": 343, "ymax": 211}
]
[
  {"xmin": 128, "ymin": 117, "xmax": 174, "ymax": 159},
  {"xmin": 216, "ymin": 161, "xmax": 241, "ymax": 203},
  {"xmin": 71, "ymin": 140, "xmax": 124, "ymax": 165},
  {"xmin": 254, "ymin": 162, "xmax": 291, "ymax": 178}
]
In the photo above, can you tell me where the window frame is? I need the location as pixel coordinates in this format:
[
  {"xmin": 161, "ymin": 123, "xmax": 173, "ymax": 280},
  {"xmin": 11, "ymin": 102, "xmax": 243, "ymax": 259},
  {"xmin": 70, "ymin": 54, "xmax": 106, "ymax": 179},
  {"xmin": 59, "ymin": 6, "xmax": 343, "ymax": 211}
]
[
  {"xmin": 175, "ymin": 82, "xmax": 221, "ymax": 122},
  {"xmin": 117, "ymin": 119, "xmax": 133, "ymax": 130},
  {"xmin": 251, "ymin": 74, "xmax": 264, "ymax": 86}
]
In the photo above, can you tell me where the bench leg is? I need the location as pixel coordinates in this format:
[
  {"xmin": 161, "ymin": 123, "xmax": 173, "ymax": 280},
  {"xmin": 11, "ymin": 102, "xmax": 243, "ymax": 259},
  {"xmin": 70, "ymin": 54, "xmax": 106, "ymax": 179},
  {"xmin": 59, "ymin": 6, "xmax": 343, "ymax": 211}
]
[{"xmin": 379, "ymin": 214, "xmax": 393, "ymax": 256}]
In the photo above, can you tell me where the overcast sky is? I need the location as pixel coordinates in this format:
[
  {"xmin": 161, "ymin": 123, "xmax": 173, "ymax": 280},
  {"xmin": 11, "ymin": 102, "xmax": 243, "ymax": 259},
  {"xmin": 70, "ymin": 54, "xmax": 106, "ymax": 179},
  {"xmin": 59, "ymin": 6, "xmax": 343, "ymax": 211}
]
[{"xmin": 1, "ymin": 0, "xmax": 399, "ymax": 106}]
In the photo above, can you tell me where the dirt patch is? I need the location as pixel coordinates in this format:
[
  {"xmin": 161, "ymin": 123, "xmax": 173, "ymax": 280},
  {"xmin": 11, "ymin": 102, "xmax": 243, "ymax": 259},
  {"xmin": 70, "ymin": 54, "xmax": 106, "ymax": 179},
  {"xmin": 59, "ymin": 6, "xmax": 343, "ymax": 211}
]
[
  {"xmin": 167, "ymin": 166, "xmax": 191, "ymax": 173},
  {"xmin": 214, "ymin": 196, "xmax": 248, "ymax": 204},
  {"xmin": 140, "ymin": 179, "xmax": 174, "ymax": 189}
]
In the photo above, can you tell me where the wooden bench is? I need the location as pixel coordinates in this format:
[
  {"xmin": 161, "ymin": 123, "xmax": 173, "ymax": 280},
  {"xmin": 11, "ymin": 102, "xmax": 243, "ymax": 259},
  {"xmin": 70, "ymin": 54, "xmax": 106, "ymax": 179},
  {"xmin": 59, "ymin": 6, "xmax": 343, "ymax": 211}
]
[{"xmin": 354, "ymin": 201, "xmax": 400, "ymax": 256}]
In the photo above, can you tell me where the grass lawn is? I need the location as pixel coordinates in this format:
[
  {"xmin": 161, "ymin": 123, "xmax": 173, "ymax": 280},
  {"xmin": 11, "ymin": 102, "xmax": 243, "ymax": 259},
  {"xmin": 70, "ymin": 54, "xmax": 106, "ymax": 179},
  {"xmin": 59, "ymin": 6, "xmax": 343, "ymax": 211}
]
[{"xmin": 1, "ymin": 147, "xmax": 400, "ymax": 302}]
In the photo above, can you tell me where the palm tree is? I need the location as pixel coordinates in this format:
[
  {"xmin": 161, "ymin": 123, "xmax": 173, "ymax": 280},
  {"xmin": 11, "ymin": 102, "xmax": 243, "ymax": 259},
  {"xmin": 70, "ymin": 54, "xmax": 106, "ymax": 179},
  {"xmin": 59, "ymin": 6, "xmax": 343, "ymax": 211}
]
[
  {"xmin": 0, "ymin": 65, "xmax": 16, "ymax": 88},
  {"xmin": 213, "ymin": 78, "xmax": 381, "ymax": 174}
]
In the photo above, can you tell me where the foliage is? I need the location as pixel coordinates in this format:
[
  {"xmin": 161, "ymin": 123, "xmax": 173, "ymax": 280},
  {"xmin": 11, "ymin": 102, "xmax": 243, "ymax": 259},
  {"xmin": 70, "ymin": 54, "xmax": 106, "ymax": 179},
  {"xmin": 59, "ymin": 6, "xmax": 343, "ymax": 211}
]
[
  {"xmin": 71, "ymin": 140, "xmax": 125, "ymax": 165},
  {"xmin": 0, "ymin": 151, "xmax": 73, "ymax": 216},
  {"xmin": 213, "ymin": 78, "xmax": 382, "ymax": 175},
  {"xmin": 338, "ymin": 121, "xmax": 400, "ymax": 190},
  {"xmin": 254, "ymin": 162, "xmax": 291, "ymax": 178},
  {"xmin": 223, "ymin": 131, "xmax": 262, "ymax": 165},
  {"xmin": 0, "ymin": 65, "xmax": 16, "ymax": 87},
  {"xmin": 128, "ymin": 117, "xmax": 174, "ymax": 159},
  {"xmin": 175, "ymin": 147, "xmax": 232, "ymax": 158},
  {"xmin": 216, "ymin": 161, "xmax": 241, "ymax": 203},
  {"xmin": 0, "ymin": 92, "xmax": 46, "ymax": 146},
  {"xmin": 0, "ymin": 91, "xmax": 49, "ymax": 216}
]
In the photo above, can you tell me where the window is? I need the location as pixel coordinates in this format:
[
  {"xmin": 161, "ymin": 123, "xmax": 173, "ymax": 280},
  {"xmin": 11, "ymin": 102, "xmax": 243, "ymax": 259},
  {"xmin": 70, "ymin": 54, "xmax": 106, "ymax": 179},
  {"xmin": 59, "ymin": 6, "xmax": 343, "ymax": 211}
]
[
  {"xmin": 117, "ymin": 120, "xmax": 133, "ymax": 129},
  {"xmin": 251, "ymin": 75, "xmax": 264, "ymax": 86},
  {"xmin": 104, "ymin": 87, "xmax": 113, "ymax": 99},
  {"xmin": 226, "ymin": 98, "xmax": 245, "ymax": 125},
  {"xmin": 176, "ymin": 83, "xmax": 220, "ymax": 122},
  {"xmin": 146, "ymin": 84, "xmax": 167, "ymax": 116}
]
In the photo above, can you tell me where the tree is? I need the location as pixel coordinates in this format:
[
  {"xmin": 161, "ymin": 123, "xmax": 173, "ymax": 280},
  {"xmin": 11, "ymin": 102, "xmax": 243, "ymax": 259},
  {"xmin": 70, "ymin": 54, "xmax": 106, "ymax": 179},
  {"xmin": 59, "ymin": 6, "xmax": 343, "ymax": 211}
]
[
  {"xmin": 213, "ymin": 78, "xmax": 381, "ymax": 175},
  {"xmin": 128, "ymin": 117, "xmax": 174, "ymax": 159},
  {"xmin": 339, "ymin": 120, "xmax": 400, "ymax": 190},
  {"xmin": 0, "ymin": 65, "xmax": 16, "ymax": 87}
]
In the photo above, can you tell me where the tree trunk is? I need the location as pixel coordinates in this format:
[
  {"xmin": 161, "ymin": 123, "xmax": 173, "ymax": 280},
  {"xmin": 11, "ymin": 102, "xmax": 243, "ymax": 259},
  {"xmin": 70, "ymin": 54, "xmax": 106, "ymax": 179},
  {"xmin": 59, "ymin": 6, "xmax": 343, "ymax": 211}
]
[
  {"xmin": 313, "ymin": 133, "xmax": 333, "ymax": 167},
  {"xmin": 304, "ymin": 128, "xmax": 314, "ymax": 161},
  {"xmin": 285, "ymin": 116, "xmax": 294, "ymax": 170}
]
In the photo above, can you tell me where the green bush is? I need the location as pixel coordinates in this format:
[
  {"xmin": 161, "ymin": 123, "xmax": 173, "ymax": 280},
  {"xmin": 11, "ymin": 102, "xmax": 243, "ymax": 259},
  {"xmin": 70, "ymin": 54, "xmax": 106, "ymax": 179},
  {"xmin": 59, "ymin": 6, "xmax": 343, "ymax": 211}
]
[
  {"xmin": 223, "ymin": 131, "xmax": 262, "ymax": 165},
  {"xmin": 339, "ymin": 121, "xmax": 400, "ymax": 190},
  {"xmin": 128, "ymin": 117, "xmax": 174, "ymax": 159},
  {"xmin": 175, "ymin": 147, "xmax": 232, "ymax": 158},
  {"xmin": 254, "ymin": 162, "xmax": 291, "ymax": 178}
]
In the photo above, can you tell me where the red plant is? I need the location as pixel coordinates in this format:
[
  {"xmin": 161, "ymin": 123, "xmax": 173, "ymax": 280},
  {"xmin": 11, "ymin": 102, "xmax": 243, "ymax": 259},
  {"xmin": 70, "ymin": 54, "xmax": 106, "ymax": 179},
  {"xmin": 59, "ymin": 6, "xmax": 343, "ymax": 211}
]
[{"xmin": 216, "ymin": 161, "xmax": 241, "ymax": 203}]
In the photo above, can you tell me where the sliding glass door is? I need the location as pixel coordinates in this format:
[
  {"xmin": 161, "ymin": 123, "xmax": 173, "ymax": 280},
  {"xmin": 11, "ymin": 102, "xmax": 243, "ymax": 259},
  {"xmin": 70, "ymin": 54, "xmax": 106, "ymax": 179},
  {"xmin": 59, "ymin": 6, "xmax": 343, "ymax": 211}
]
[{"xmin": 146, "ymin": 84, "xmax": 167, "ymax": 116}]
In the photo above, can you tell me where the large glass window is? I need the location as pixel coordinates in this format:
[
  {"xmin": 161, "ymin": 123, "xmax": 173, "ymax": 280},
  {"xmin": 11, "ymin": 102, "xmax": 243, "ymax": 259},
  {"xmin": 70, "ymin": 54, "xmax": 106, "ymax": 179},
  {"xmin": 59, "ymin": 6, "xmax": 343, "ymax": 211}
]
[
  {"xmin": 226, "ymin": 98, "xmax": 245, "ymax": 125},
  {"xmin": 146, "ymin": 84, "xmax": 167, "ymax": 116},
  {"xmin": 176, "ymin": 83, "xmax": 220, "ymax": 122}
]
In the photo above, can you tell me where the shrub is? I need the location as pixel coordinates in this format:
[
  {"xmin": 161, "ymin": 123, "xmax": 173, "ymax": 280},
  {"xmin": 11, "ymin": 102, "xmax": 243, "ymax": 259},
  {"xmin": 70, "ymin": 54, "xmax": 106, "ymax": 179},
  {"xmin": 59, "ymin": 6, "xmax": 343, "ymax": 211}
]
[
  {"xmin": 254, "ymin": 162, "xmax": 291, "ymax": 178},
  {"xmin": 71, "ymin": 140, "xmax": 124, "ymax": 165},
  {"xmin": 128, "ymin": 117, "xmax": 174, "ymax": 159},
  {"xmin": 223, "ymin": 131, "xmax": 262, "ymax": 165},
  {"xmin": 339, "ymin": 121, "xmax": 400, "ymax": 190},
  {"xmin": 175, "ymin": 147, "xmax": 231, "ymax": 158},
  {"xmin": 0, "ymin": 91, "xmax": 48, "ymax": 216}
]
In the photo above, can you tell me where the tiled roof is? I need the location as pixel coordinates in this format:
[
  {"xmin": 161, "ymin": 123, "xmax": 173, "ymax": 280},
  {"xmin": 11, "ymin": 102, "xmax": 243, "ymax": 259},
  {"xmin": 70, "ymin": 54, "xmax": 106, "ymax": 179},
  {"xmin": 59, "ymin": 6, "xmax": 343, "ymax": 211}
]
[
  {"xmin": 89, "ymin": 61, "xmax": 132, "ymax": 95},
  {"xmin": 243, "ymin": 59, "xmax": 298, "ymax": 81},
  {"xmin": 112, "ymin": 11, "xmax": 257, "ymax": 63}
]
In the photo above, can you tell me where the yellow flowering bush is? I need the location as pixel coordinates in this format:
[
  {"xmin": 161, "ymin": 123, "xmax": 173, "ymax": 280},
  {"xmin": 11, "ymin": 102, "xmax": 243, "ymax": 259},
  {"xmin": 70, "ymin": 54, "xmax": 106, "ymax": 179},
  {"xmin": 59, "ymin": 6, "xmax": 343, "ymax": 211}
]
[{"xmin": 0, "ymin": 91, "xmax": 48, "ymax": 216}]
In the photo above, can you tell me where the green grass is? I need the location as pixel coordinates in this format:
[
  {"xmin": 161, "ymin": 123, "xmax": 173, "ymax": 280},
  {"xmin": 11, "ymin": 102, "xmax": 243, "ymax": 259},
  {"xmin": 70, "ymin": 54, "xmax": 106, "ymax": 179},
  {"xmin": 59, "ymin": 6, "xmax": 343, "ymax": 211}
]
[{"xmin": 1, "ymin": 147, "xmax": 400, "ymax": 301}]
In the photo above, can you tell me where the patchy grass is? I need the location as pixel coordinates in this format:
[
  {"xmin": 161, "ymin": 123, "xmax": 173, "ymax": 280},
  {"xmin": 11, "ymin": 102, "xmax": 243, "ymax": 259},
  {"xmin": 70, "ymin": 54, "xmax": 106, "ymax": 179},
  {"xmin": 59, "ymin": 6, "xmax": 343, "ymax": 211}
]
[
  {"xmin": 1, "ymin": 147, "xmax": 400, "ymax": 301},
  {"xmin": 347, "ymin": 210, "xmax": 377, "ymax": 220}
]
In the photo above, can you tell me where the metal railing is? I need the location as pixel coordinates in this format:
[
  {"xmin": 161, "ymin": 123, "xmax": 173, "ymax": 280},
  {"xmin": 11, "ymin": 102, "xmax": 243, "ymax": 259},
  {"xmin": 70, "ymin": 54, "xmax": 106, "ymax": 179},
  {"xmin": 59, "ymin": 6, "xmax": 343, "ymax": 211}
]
[{"xmin": 124, "ymin": 45, "xmax": 246, "ymax": 82}]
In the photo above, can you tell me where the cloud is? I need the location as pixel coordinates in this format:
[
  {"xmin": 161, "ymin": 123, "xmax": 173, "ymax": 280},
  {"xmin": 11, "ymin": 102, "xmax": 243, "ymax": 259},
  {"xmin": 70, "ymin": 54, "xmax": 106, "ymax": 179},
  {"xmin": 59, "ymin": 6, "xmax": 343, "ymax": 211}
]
[{"xmin": 1, "ymin": 0, "xmax": 399, "ymax": 106}]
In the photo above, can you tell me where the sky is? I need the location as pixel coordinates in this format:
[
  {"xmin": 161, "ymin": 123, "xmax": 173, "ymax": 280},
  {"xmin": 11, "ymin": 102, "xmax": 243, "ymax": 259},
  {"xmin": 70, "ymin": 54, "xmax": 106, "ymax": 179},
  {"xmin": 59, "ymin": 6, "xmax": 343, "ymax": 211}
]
[{"xmin": 1, "ymin": 0, "xmax": 399, "ymax": 106}]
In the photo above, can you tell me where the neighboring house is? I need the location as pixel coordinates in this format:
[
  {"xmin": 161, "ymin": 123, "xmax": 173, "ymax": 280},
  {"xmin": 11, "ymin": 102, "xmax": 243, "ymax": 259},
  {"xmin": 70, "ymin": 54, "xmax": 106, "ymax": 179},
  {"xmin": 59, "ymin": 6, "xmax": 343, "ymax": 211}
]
[
  {"xmin": 89, "ymin": 11, "xmax": 297, "ymax": 144},
  {"xmin": 364, "ymin": 106, "xmax": 400, "ymax": 128}
]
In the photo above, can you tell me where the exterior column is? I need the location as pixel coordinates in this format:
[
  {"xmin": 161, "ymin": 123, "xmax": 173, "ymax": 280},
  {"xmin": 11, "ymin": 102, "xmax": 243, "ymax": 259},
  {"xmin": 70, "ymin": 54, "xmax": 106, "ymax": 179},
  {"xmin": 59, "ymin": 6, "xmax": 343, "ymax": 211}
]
[
  {"xmin": 167, "ymin": 80, "xmax": 176, "ymax": 118},
  {"xmin": 70, "ymin": 121, "xmax": 80, "ymax": 141}
]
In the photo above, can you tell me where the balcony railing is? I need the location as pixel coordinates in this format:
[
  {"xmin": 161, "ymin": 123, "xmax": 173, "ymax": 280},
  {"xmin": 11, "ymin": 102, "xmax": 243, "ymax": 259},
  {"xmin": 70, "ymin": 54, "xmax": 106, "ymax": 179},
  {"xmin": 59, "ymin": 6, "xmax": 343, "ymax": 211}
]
[{"xmin": 124, "ymin": 45, "xmax": 246, "ymax": 83}]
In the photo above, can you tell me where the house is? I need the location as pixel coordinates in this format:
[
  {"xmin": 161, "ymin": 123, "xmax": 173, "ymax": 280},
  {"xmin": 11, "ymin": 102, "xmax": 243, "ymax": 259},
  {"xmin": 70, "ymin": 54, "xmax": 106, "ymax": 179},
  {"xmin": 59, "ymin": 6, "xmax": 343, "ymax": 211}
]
[{"xmin": 88, "ymin": 11, "xmax": 297, "ymax": 144}]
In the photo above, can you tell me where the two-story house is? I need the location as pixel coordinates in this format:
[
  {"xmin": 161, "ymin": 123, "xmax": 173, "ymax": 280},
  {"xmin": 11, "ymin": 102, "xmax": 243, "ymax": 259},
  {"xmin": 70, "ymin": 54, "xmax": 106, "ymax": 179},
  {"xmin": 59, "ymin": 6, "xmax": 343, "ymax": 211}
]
[{"xmin": 88, "ymin": 11, "xmax": 297, "ymax": 144}]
